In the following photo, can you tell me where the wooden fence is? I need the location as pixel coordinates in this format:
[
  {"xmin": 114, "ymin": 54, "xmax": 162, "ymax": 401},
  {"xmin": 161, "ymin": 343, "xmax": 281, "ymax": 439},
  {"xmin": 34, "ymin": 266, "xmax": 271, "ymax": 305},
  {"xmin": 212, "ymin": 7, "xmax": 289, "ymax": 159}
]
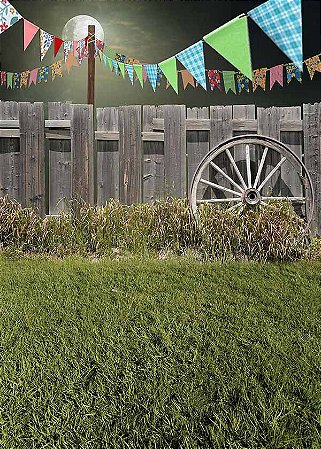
[{"xmin": 0, "ymin": 101, "xmax": 320, "ymax": 235}]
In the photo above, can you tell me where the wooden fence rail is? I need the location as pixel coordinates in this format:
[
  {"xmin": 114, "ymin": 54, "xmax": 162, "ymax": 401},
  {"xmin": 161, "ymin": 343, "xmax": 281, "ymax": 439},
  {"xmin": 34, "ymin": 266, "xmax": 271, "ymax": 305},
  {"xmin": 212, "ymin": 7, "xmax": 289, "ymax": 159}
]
[{"xmin": 0, "ymin": 101, "xmax": 320, "ymax": 235}]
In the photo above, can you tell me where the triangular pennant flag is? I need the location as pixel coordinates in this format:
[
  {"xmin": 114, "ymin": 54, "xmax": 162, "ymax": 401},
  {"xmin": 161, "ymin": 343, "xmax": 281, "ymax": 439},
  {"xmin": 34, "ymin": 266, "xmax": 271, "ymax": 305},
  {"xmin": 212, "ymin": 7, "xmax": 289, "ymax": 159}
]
[
  {"xmin": 54, "ymin": 37, "xmax": 64, "ymax": 57},
  {"xmin": 1, "ymin": 71, "xmax": 6, "ymax": 86},
  {"xmin": 107, "ymin": 57, "xmax": 113, "ymax": 71},
  {"xmin": 102, "ymin": 53, "xmax": 107, "ymax": 66},
  {"xmin": 0, "ymin": 1, "xmax": 22, "ymax": 35},
  {"xmin": 112, "ymin": 59, "xmax": 119, "ymax": 75},
  {"xmin": 252, "ymin": 68, "xmax": 267, "ymax": 92},
  {"xmin": 13, "ymin": 72, "xmax": 20, "ymax": 89},
  {"xmin": 269, "ymin": 64, "xmax": 283, "ymax": 89},
  {"xmin": 144, "ymin": 64, "xmax": 158, "ymax": 91},
  {"xmin": 176, "ymin": 41, "xmax": 207, "ymax": 90},
  {"xmin": 125, "ymin": 64, "xmax": 134, "ymax": 84},
  {"xmin": 28, "ymin": 68, "xmax": 38, "ymax": 86},
  {"xmin": 65, "ymin": 52, "xmax": 78, "ymax": 73},
  {"xmin": 222, "ymin": 71, "xmax": 236, "ymax": 93},
  {"xmin": 38, "ymin": 66, "xmax": 49, "ymax": 83},
  {"xmin": 204, "ymin": 16, "xmax": 252, "ymax": 80},
  {"xmin": 285, "ymin": 63, "xmax": 302, "ymax": 84},
  {"xmin": 23, "ymin": 19, "xmax": 39, "ymax": 51},
  {"xmin": 248, "ymin": 0, "xmax": 303, "ymax": 71},
  {"xmin": 63, "ymin": 41, "xmax": 73, "ymax": 62},
  {"xmin": 6, "ymin": 72, "xmax": 13, "ymax": 89},
  {"xmin": 40, "ymin": 30, "xmax": 54, "ymax": 61},
  {"xmin": 159, "ymin": 56, "xmax": 178, "ymax": 94},
  {"xmin": 51, "ymin": 61, "xmax": 63, "ymax": 81},
  {"xmin": 134, "ymin": 64, "xmax": 143, "ymax": 87},
  {"xmin": 181, "ymin": 70, "xmax": 195, "ymax": 90},
  {"xmin": 305, "ymin": 55, "xmax": 321, "ymax": 80},
  {"xmin": 118, "ymin": 62, "xmax": 125, "ymax": 78},
  {"xmin": 236, "ymin": 73, "xmax": 251, "ymax": 93},
  {"xmin": 207, "ymin": 70, "xmax": 222, "ymax": 91},
  {"xmin": 142, "ymin": 66, "xmax": 148, "ymax": 83},
  {"xmin": 20, "ymin": 71, "xmax": 29, "ymax": 89}
]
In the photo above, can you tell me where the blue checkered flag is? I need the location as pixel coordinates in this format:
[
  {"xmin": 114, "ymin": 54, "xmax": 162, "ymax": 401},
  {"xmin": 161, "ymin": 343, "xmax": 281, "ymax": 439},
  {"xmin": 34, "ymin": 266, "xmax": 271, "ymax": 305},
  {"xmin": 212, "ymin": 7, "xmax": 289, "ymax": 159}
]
[
  {"xmin": 248, "ymin": 0, "xmax": 303, "ymax": 71},
  {"xmin": 144, "ymin": 64, "xmax": 158, "ymax": 91},
  {"xmin": 125, "ymin": 64, "xmax": 134, "ymax": 84},
  {"xmin": 176, "ymin": 41, "xmax": 207, "ymax": 90},
  {"xmin": 112, "ymin": 60, "xmax": 119, "ymax": 75}
]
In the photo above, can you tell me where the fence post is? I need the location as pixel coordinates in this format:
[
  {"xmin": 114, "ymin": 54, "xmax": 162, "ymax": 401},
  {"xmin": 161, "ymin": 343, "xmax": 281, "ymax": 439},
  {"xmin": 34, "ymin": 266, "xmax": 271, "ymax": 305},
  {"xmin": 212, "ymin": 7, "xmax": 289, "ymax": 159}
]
[
  {"xmin": 163, "ymin": 105, "xmax": 186, "ymax": 198},
  {"xmin": 70, "ymin": 104, "xmax": 94, "ymax": 205},
  {"xmin": 303, "ymin": 103, "xmax": 321, "ymax": 236},
  {"xmin": 118, "ymin": 105, "xmax": 142, "ymax": 204},
  {"xmin": 19, "ymin": 102, "xmax": 46, "ymax": 216}
]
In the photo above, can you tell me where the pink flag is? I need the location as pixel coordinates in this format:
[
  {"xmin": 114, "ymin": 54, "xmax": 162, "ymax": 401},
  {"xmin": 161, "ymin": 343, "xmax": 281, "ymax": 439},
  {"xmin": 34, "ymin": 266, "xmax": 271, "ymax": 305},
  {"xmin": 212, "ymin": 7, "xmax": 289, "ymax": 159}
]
[
  {"xmin": 24, "ymin": 19, "xmax": 39, "ymax": 51},
  {"xmin": 142, "ymin": 66, "xmax": 148, "ymax": 83},
  {"xmin": 269, "ymin": 64, "xmax": 283, "ymax": 90},
  {"xmin": 28, "ymin": 68, "xmax": 38, "ymax": 86}
]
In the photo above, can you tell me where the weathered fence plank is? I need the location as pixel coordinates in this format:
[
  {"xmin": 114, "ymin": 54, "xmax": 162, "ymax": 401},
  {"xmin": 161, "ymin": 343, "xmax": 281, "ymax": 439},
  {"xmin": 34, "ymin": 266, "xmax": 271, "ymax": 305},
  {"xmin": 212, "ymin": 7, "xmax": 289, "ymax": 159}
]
[
  {"xmin": 257, "ymin": 106, "xmax": 281, "ymax": 197},
  {"xmin": 163, "ymin": 105, "xmax": 186, "ymax": 197},
  {"xmin": 0, "ymin": 101, "xmax": 20, "ymax": 203},
  {"xmin": 119, "ymin": 105, "xmax": 142, "ymax": 204},
  {"xmin": 187, "ymin": 107, "xmax": 209, "ymax": 198},
  {"xmin": 143, "ymin": 105, "xmax": 164, "ymax": 203},
  {"xmin": 303, "ymin": 103, "xmax": 321, "ymax": 235},
  {"xmin": 210, "ymin": 106, "xmax": 233, "ymax": 199},
  {"xmin": 70, "ymin": 104, "xmax": 94, "ymax": 205},
  {"xmin": 96, "ymin": 107, "xmax": 119, "ymax": 205},
  {"xmin": 48, "ymin": 102, "xmax": 72, "ymax": 215},
  {"xmin": 19, "ymin": 102, "xmax": 46, "ymax": 216}
]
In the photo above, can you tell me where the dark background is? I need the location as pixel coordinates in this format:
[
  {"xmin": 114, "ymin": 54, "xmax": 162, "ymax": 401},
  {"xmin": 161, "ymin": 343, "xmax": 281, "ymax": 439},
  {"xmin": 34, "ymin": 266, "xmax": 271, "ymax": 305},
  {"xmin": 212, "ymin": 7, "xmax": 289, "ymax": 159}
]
[{"xmin": 0, "ymin": 0, "xmax": 320, "ymax": 107}]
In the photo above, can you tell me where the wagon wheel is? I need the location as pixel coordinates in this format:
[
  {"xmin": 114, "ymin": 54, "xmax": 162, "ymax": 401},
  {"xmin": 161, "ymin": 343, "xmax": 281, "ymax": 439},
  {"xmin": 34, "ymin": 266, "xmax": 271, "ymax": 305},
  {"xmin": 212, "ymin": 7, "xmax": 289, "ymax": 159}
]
[{"xmin": 189, "ymin": 134, "xmax": 315, "ymax": 229}]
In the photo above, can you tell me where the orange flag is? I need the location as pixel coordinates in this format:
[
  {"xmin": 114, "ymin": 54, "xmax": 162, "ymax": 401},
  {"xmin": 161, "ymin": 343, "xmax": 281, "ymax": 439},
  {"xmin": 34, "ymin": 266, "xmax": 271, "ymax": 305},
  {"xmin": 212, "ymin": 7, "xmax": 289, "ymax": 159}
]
[{"xmin": 181, "ymin": 70, "xmax": 195, "ymax": 89}]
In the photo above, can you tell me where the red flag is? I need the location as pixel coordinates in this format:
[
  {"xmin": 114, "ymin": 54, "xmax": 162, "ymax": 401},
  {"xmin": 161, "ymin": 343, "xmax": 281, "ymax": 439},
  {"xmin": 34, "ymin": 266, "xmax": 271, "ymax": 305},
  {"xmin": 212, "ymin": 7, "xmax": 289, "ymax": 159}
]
[{"xmin": 54, "ymin": 37, "xmax": 64, "ymax": 57}]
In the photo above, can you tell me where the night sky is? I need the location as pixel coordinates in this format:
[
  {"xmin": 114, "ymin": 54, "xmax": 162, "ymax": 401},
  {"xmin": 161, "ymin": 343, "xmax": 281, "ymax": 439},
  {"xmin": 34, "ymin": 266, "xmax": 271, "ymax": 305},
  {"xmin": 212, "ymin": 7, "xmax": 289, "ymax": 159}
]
[{"xmin": 0, "ymin": 0, "xmax": 320, "ymax": 108}]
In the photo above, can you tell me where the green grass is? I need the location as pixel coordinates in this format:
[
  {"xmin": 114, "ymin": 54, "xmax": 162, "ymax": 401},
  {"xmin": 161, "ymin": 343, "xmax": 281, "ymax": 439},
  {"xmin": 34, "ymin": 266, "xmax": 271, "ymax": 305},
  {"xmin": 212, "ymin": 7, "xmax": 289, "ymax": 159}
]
[{"xmin": 1, "ymin": 255, "xmax": 321, "ymax": 448}]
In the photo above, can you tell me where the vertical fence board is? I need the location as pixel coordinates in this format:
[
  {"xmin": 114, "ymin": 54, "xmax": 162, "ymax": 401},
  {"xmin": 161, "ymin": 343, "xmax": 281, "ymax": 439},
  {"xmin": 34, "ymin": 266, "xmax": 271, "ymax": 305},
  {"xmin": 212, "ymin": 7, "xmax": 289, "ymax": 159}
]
[
  {"xmin": 232, "ymin": 105, "xmax": 256, "ymax": 192},
  {"xmin": 119, "ymin": 105, "xmax": 142, "ymax": 204},
  {"xmin": 0, "ymin": 101, "xmax": 20, "ymax": 203},
  {"xmin": 71, "ymin": 104, "xmax": 94, "ymax": 205},
  {"xmin": 143, "ymin": 105, "xmax": 164, "ymax": 203},
  {"xmin": 187, "ymin": 107, "xmax": 209, "ymax": 198},
  {"xmin": 303, "ymin": 103, "xmax": 321, "ymax": 235},
  {"xmin": 280, "ymin": 106, "xmax": 303, "ymax": 216},
  {"xmin": 97, "ymin": 107, "xmax": 119, "ymax": 205},
  {"xmin": 48, "ymin": 102, "xmax": 72, "ymax": 214},
  {"xmin": 257, "ymin": 107, "xmax": 281, "ymax": 197},
  {"xmin": 210, "ymin": 106, "xmax": 233, "ymax": 199},
  {"xmin": 19, "ymin": 102, "xmax": 46, "ymax": 216},
  {"xmin": 163, "ymin": 105, "xmax": 186, "ymax": 197}
]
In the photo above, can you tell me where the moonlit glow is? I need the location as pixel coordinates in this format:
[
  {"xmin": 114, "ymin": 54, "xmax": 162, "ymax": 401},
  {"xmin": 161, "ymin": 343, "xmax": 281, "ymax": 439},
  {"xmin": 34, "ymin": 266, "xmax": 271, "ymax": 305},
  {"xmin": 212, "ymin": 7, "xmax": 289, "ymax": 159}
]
[{"xmin": 62, "ymin": 15, "xmax": 105, "ymax": 42}]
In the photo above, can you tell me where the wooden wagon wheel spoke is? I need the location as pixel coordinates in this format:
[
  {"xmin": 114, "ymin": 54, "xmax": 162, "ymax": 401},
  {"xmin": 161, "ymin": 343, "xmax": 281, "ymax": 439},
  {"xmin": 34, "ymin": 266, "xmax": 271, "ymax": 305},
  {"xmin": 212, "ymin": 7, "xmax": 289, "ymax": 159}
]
[{"xmin": 189, "ymin": 135, "xmax": 315, "ymax": 231}]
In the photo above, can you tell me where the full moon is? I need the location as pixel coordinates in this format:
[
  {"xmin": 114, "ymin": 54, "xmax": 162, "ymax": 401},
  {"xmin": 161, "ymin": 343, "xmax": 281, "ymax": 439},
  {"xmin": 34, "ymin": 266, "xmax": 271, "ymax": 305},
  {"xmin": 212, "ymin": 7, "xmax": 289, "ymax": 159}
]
[{"xmin": 62, "ymin": 15, "xmax": 105, "ymax": 41}]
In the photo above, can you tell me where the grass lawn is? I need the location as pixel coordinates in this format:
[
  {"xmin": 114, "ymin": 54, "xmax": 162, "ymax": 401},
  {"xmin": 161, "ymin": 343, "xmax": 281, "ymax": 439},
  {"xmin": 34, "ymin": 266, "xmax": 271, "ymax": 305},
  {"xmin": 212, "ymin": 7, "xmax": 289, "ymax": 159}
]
[{"xmin": 0, "ymin": 255, "xmax": 321, "ymax": 449}]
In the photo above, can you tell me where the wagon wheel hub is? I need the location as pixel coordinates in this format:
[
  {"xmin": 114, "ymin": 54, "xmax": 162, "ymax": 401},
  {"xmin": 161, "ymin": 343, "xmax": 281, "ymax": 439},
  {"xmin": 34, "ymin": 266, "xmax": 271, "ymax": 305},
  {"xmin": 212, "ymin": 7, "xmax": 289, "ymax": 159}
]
[{"xmin": 243, "ymin": 188, "xmax": 261, "ymax": 205}]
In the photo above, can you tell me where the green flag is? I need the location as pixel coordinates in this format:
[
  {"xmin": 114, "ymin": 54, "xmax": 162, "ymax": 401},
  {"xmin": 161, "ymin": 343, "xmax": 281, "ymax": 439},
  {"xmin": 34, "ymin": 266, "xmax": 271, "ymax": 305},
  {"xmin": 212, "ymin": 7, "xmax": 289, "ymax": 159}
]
[
  {"xmin": 159, "ymin": 56, "xmax": 178, "ymax": 94},
  {"xmin": 106, "ymin": 57, "xmax": 113, "ymax": 71},
  {"xmin": 203, "ymin": 16, "xmax": 252, "ymax": 80},
  {"xmin": 222, "ymin": 71, "xmax": 236, "ymax": 94},
  {"xmin": 7, "ymin": 72, "xmax": 13, "ymax": 89},
  {"xmin": 118, "ymin": 62, "xmax": 125, "ymax": 78},
  {"xmin": 134, "ymin": 64, "xmax": 143, "ymax": 87}
]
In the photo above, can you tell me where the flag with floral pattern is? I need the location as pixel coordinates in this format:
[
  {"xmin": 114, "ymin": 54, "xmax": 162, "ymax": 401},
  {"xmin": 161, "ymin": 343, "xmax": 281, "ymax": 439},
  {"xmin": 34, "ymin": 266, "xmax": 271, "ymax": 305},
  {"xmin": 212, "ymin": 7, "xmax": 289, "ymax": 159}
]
[
  {"xmin": 51, "ymin": 61, "xmax": 63, "ymax": 81},
  {"xmin": 285, "ymin": 63, "xmax": 302, "ymax": 84},
  {"xmin": 40, "ymin": 30, "xmax": 54, "ymax": 61},
  {"xmin": 38, "ymin": 66, "xmax": 49, "ymax": 83},
  {"xmin": 0, "ymin": 0, "xmax": 22, "ymax": 34},
  {"xmin": 13, "ymin": 72, "xmax": 20, "ymax": 88},
  {"xmin": 236, "ymin": 73, "xmax": 251, "ymax": 93},
  {"xmin": 304, "ymin": 55, "xmax": 321, "ymax": 80},
  {"xmin": 252, "ymin": 68, "xmax": 267, "ymax": 91},
  {"xmin": 63, "ymin": 41, "xmax": 73, "ymax": 62},
  {"xmin": 76, "ymin": 38, "xmax": 88, "ymax": 64},
  {"xmin": 20, "ymin": 71, "xmax": 29, "ymax": 88},
  {"xmin": 95, "ymin": 38, "xmax": 104, "ymax": 57},
  {"xmin": 207, "ymin": 69, "xmax": 222, "ymax": 91},
  {"xmin": 1, "ymin": 71, "xmax": 6, "ymax": 85}
]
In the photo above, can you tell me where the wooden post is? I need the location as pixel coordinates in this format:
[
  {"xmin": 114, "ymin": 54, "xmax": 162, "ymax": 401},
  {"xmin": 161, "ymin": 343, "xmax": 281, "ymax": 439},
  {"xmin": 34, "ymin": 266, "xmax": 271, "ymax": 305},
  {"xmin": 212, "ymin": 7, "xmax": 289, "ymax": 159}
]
[{"xmin": 87, "ymin": 25, "xmax": 95, "ymax": 106}]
